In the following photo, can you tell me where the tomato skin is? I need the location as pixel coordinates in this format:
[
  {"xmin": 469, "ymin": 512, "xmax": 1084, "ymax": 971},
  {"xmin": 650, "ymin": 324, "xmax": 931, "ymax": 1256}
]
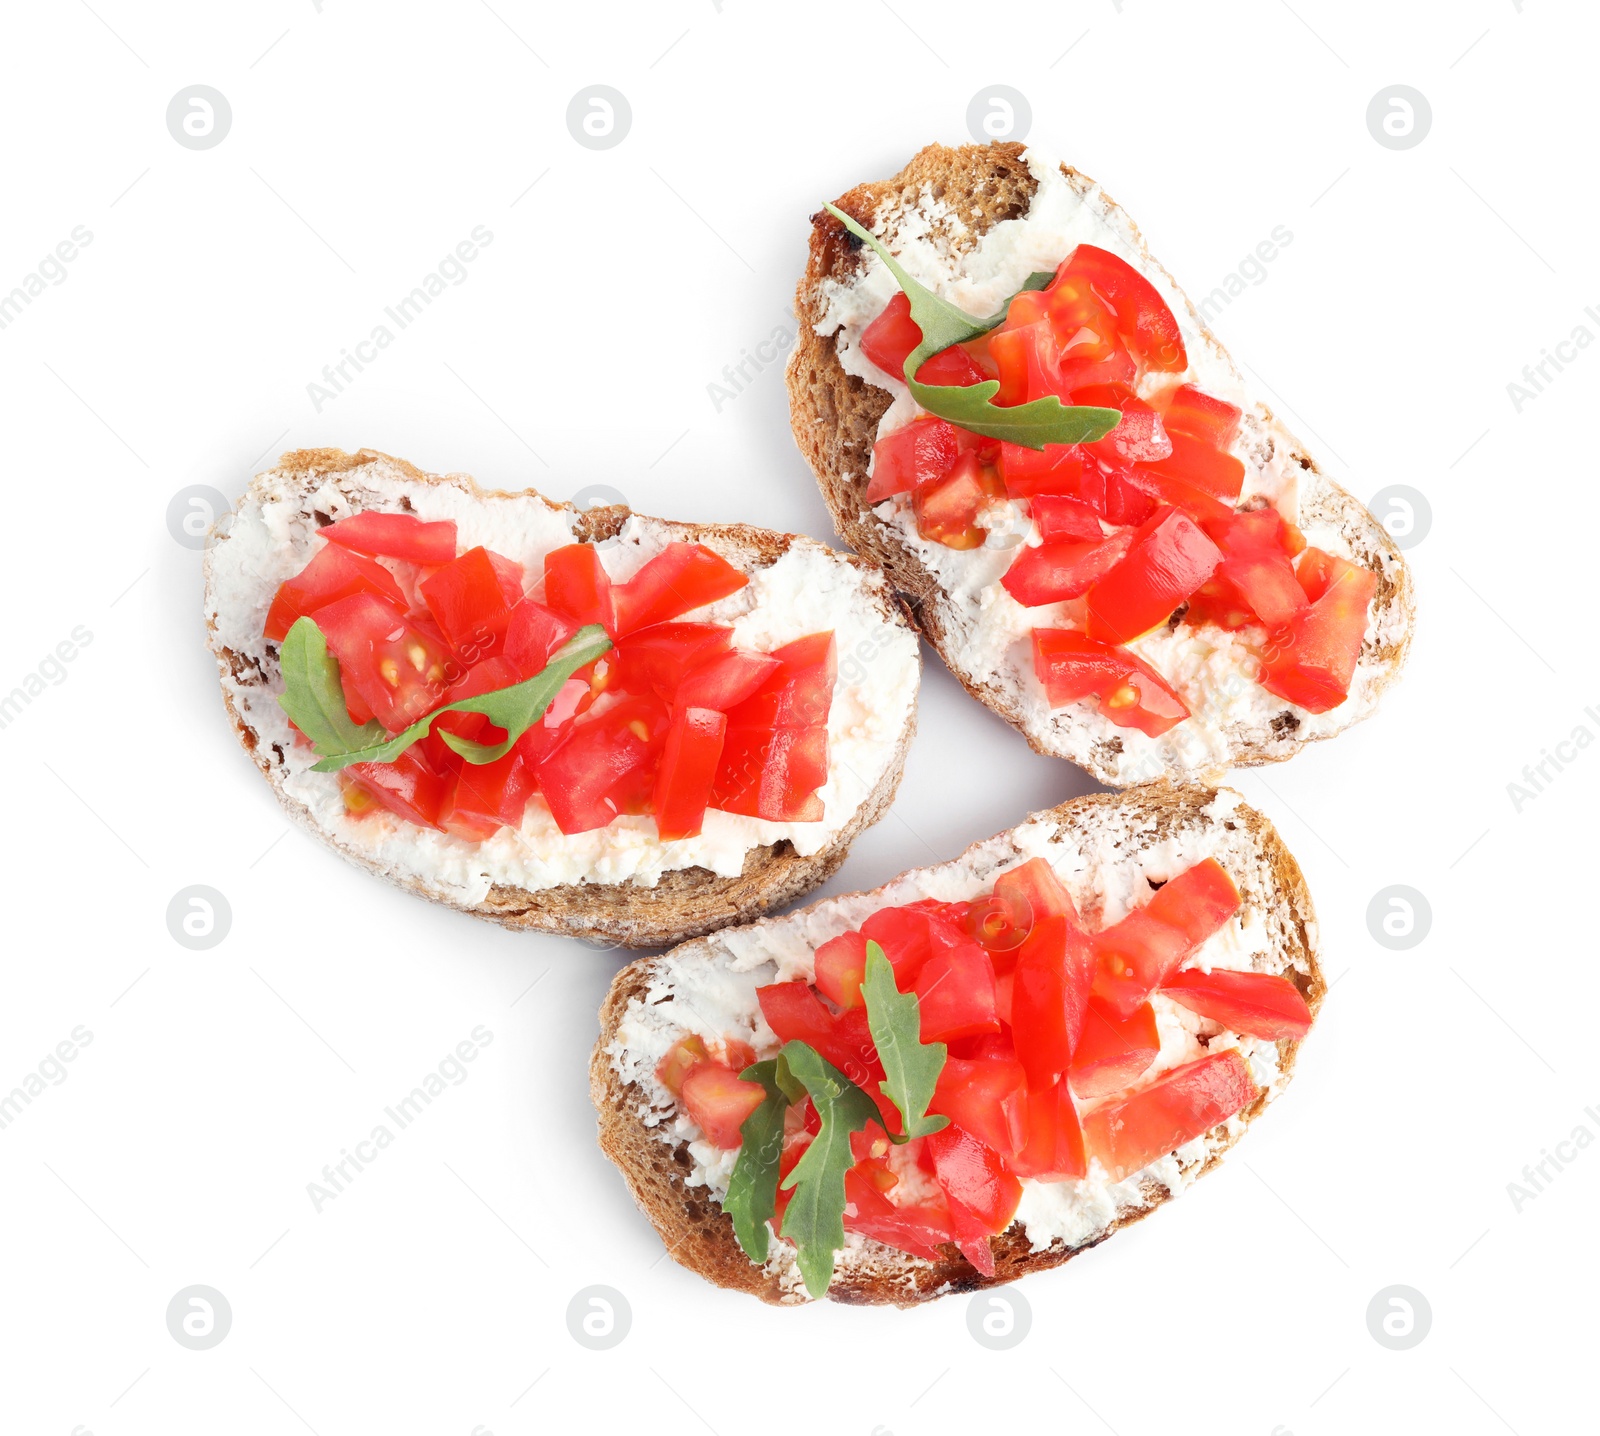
[
  {"xmin": 1001, "ymin": 532, "xmax": 1133, "ymax": 608},
  {"xmin": 999, "ymin": 441, "xmax": 1089, "ymax": 498},
  {"xmin": 437, "ymin": 746, "xmax": 534, "ymax": 841},
  {"xmin": 1069, "ymin": 999, "xmax": 1161, "ymax": 1099},
  {"xmin": 610, "ymin": 543, "xmax": 748, "ymax": 636},
  {"xmin": 341, "ymin": 747, "xmax": 448, "ymax": 830},
  {"xmin": 1141, "ymin": 432, "xmax": 1245, "ymax": 501},
  {"xmin": 1009, "ymin": 915, "xmax": 1096, "ymax": 1089},
  {"xmin": 926, "ymin": 1127, "xmax": 1023, "ymax": 1274},
  {"xmin": 680, "ymin": 1062, "xmax": 766, "ymax": 1149},
  {"xmin": 543, "ymin": 544, "xmax": 615, "ymax": 631},
  {"xmin": 1161, "ymin": 968, "xmax": 1313, "ymax": 1041},
  {"xmin": 503, "ymin": 599, "xmax": 577, "ymax": 677},
  {"xmin": 608, "ymin": 622, "xmax": 731, "ymax": 699},
  {"xmin": 674, "ymin": 651, "xmax": 783, "ymax": 712},
  {"xmin": 755, "ymin": 982, "xmax": 881, "ymax": 1089},
  {"xmin": 1162, "ymin": 384, "xmax": 1242, "ymax": 450},
  {"xmin": 868, "ymin": 418, "xmax": 967, "ymax": 504},
  {"xmin": 535, "ymin": 695, "xmax": 667, "ymax": 834},
  {"xmin": 1092, "ymin": 858, "xmax": 1242, "ymax": 1017},
  {"xmin": 713, "ymin": 722, "xmax": 828, "ymax": 822},
  {"xmin": 1031, "ymin": 628, "xmax": 1191, "ymax": 737},
  {"xmin": 859, "ymin": 905, "xmax": 969, "ymax": 988},
  {"xmin": 912, "ymin": 452, "xmax": 1000, "ymax": 550},
  {"xmin": 1259, "ymin": 549, "xmax": 1377, "ymax": 713},
  {"xmin": 913, "ymin": 942, "xmax": 1000, "ymax": 1043},
  {"xmin": 1052, "ymin": 245, "xmax": 1188, "ymax": 373},
  {"xmin": 320, "ymin": 511, "xmax": 458, "ymax": 565},
  {"xmin": 1077, "ymin": 385, "xmax": 1173, "ymax": 466},
  {"xmin": 721, "ymin": 633, "xmax": 836, "ymax": 728},
  {"xmin": 1083, "ymin": 1050, "xmax": 1256, "ymax": 1181},
  {"xmin": 814, "ymin": 931, "xmax": 869, "ymax": 1009},
  {"xmin": 1117, "ymin": 464, "xmax": 1234, "ymax": 528},
  {"xmin": 931, "ymin": 1058, "xmax": 1026, "ymax": 1157},
  {"xmin": 420, "ymin": 546, "xmax": 513, "ymax": 660},
  {"xmin": 1031, "ymin": 494, "xmax": 1104, "ymax": 542},
  {"xmin": 843, "ymin": 1166, "xmax": 954, "ymax": 1262},
  {"xmin": 860, "ymin": 291, "xmax": 989, "ymax": 388},
  {"xmin": 1012, "ymin": 1077, "xmax": 1087, "ymax": 1180},
  {"xmin": 265, "ymin": 543, "xmax": 406, "ymax": 643},
  {"xmin": 1084, "ymin": 508, "xmax": 1225, "ymax": 645},
  {"xmin": 651, "ymin": 706, "xmax": 727, "ymax": 842},
  {"xmin": 990, "ymin": 320, "xmax": 1070, "ymax": 406}
]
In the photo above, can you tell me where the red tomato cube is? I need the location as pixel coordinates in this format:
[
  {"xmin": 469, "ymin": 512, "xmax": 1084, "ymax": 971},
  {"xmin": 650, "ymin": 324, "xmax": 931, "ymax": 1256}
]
[
  {"xmin": 680, "ymin": 1062, "xmax": 765, "ymax": 1149},
  {"xmin": 1069, "ymin": 999, "xmax": 1161, "ymax": 1099},
  {"xmin": 1084, "ymin": 508, "xmax": 1224, "ymax": 645},
  {"xmin": 1082, "ymin": 1050, "xmax": 1256, "ymax": 1181}
]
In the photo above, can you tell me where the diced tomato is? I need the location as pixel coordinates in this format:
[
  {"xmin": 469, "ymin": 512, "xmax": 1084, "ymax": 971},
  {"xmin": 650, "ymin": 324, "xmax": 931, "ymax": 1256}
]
[
  {"xmin": 913, "ymin": 451, "xmax": 1000, "ymax": 550},
  {"xmin": 486, "ymin": 550, "xmax": 525, "ymax": 607},
  {"xmin": 418, "ymin": 655, "xmax": 520, "ymax": 769},
  {"xmin": 1079, "ymin": 462, "xmax": 1160, "ymax": 527},
  {"xmin": 1069, "ymin": 999, "xmax": 1161, "ymax": 1099},
  {"xmin": 655, "ymin": 1034, "xmax": 710, "ymax": 1096},
  {"xmin": 868, "ymin": 418, "xmax": 970, "ymax": 504},
  {"xmin": 755, "ymin": 982, "xmax": 881, "ymax": 1088},
  {"xmin": 814, "ymin": 930, "xmax": 869, "ymax": 1009},
  {"xmin": 264, "ymin": 543, "xmax": 406, "ymax": 643},
  {"xmin": 1083, "ymin": 1050, "xmax": 1256, "ymax": 1181},
  {"xmin": 675, "ymin": 650, "xmax": 783, "ymax": 712},
  {"xmin": 651, "ymin": 706, "xmax": 727, "ymax": 841},
  {"xmin": 1084, "ymin": 508, "xmax": 1224, "ymax": 645},
  {"xmin": 340, "ymin": 747, "xmax": 447, "ymax": 830},
  {"xmin": 965, "ymin": 890, "xmax": 1034, "ymax": 961},
  {"xmin": 843, "ymin": 1166, "xmax": 954, "ymax": 1262},
  {"xmin": 1092, "ymin": 859, "xmax": 1242, "ymax": 1017},
  {"xmin": 1116, "ymin": 464, "xmax": 1234, "ymax": 527},
  {"xmin": 420, "ymin": 546, "xmax": 513, "ymax": 660},
  {"xmin": 1031, "ymin": 494, "xmax": 1103, "ymax": 542},
  {"xmin": 1050, "ymin": 245, "xmax": 1188, "ymax": 373},
  {"xmin": 1141, "ymin": 433, "xmax": 1245, "ymax": 501},
  {"xmin": 513, "ymin": 677, "xmax": 591, "ymax": 767},
  {"xmin": 1258, "ymin": 550, "xmax": 1378, "ymax": 713},
  {"xmin": 1011, "ymin": 1078, "xmax": 1088, "ymax": 1181},
  {"xmin": 436, "ymin": 746, "xmax": 534, "ymax": 841},
  {"xmin": 999, "ymin": 441, "xmax": 1089, "ymax": 499},
  {"xmin": 926, "ymin": 1127, "xmax": 1023, "ymax": 1274},
  {"xmin": 610, "ymin": 543, "xmax": 748, "ymax": 636},
  {"xmin": 860, "ymin": 291, "xmax": 989, "ymax": 388},
  {"xmin": 320, "ymin": 510, "xmax": 458, "ymax": 565},
  {"xmin": 535, "ymin": 695, "xmax": 667, "ymax": 833},
  {"xmin": 713, "ymin": 722, "xmax": 828, "ymax": 822},
  {"xmin": 608, "ymin": 623, "xmax": 731, "ymax": 699},
  {"xmin": 315, "ymin": 592, "xmax": 453, "ymax": 731},
  {"xmin": 721, "ymin": 633, "xmax": 836, "ymax": 729},
  {"xmin": 1001, "ymin": 531, "xmax": 1133, "ymax": 608},
  {"xmin": 1009, "ymin": 915, "xmax": 1096, "ymax": 1089},
  {"xmin": 1031, "ymin": 628, "xmax": 1191, "ymax": 737},
  {"xmin": 992, "ymin": 857, "xmax": 1080, "ymax": 935},
  {"xmin": 931, "ymin": 1058, "xmax": 1026, "ymax": 1157},
  {"xmin": 503, "ymin": 599, "xmax": 578, "ymax": 676},
  {"xmin": 680, "ymin": 1062, "xmax": 765, "ymax": 1149},
  {"xmin": 1162, "ymin": 384, "xmax": 1242, "ymax": 450},
  {"xmin": 1077, "ymin": 385, "xmax": 1173, "ymax": 466},
  {"xmin": 859, "ymin": 905, "xmax": 969, "ymax": 987},
  {"xmin": 990, "ymin": 320, "xmax": 1072, "ymax": 407},
  {"xmin": 1162, "ymin": 968, "xmax": 1313, "ymax": 1041},
  {"xmin": 913, "ymin": 942, "xmax": 1000, "ymax": 1043},
  {"xmin": 543, "ymin": 544, "xmax": 615, "ymax": 631}
]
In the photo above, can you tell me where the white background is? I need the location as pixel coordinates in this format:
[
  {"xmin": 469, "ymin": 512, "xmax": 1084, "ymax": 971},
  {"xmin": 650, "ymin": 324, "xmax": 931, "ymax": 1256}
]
[{"xmin": 0, "ymin": 1, "xmax": 1591, "ymax": 1433}]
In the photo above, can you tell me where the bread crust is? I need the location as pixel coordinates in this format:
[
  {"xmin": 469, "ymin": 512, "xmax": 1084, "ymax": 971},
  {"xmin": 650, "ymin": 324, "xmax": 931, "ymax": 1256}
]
[
  {"xmin": 592, "ymin": 784, "xmax": 1323, "ymax": 1306},
  {"xmin": 203, "ymin": 447, "xmax": 918, "ymax": 949},
  {"xmin": 786, "ymin": 141, "xmax": 1415, "ymax": 786}
]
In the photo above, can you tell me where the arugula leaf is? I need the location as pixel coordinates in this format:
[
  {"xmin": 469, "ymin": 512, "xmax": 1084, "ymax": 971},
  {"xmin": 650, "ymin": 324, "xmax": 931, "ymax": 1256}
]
[
  {"xmin": 276, "ymin": 616, "xmax": 612, "ymax": 773},
  {"xmin": 723, "ymin": 1055, "xmax": 803, "ymax": 1265},
  {"xmin": 777, "ymin": 1040, "xmax": 884, "ymax": 1298},
  {"xmin": 823, "ymin": 202, "xmax": 1120, "ymax": 451},
  {"xmin": 859, "ymin": 941, "xmax": 949, "ymax": 1143}
]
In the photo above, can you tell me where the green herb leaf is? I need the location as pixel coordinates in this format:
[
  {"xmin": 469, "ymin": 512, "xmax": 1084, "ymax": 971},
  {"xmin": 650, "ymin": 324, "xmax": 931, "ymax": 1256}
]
[
  {"xmin": 723, "ymin": 1055, "xmax": 801, "ymax": 1265},
  {"xmin": 860, "ymin": 941, "xmax": 949, "ymax": 1143},
  {"xmin": 776, "ymin": 1040, "xmax": 884, "ymax": 1298},
  {"xmin": 276, "ymin": 616, "xmax": 612, "ymax": 773},
  {"xmin": 823, "ymin": 202, "xmax": 1120, "ymax": 451}
]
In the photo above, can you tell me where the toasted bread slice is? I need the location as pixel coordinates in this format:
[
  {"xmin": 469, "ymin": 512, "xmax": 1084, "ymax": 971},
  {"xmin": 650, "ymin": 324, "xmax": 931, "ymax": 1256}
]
[
  {"xmin": 203, "ymin": 447, "xmax": 920, "ymax": 948},
  {"xmin": 788, "ymin": 142, "xmax": 1413, "ymax": 787},
  {"xmin": 593, "ymin": 785, "xmax": 1322, "ymax": 1305}
]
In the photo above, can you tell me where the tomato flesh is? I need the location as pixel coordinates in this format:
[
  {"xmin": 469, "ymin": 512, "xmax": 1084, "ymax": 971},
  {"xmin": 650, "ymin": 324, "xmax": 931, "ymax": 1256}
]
[
  {"xmin": 610, "ymin": 542, "xmax": 748, "ymax": 636},
  {"xmin": 1012, "ymin": 1077, "xmax": 1087, "ymax": 1180},
  {"xmin": 1259, "ymin": 549, "xmax": 1377, "ymax": 713},
  {"xmin": 1084, "ymin": 508, "xmax": 1224, "ymax": 645},
  {"xmin": 1069, "ymin": 999, "xmax": 1160, "ymax": 1099},
  {"xmin": 913, "ymin": 451, "xmax": 1000, "ymax": 550},
  {"xmin": 860, "ymin": 290, "xmax": 989, "ymax": 389},
  {"xmin": 1031, "ymin": 628, "xmax": 1191, "ymax": 736},
  {"xmin": 1002, "ymin": 531, "xmax": 1133, "ymax": 607},
  {"xmin": 912, "ymin": 942, "xmax": 1000, "ymax": 1043},
  {"xmin": 536, "ymin": 696, "xmax": 667, "ymax": 834},
  {"xmin": 814, "ymin": 930, "xmax": 869, "ymax": 1009},
  {"xmin": 1162, "ymin": 384, "xmax": 1242, "ymax": 450},
  {"xmin": 503, "ymin": 599, "xmax": 577, "ymax": 677},
  {"xmin": 931, "ymin": 1058, "xmax": 1026, "ymax": 1157},
  {"xmin": 1031, "ymin": 494, "xmax": 1104, "ymax": 542},
  {"xmin": 868, "ymin": 418, "xmax": 971, "ymax": 504},
  {"xmin": 543, "ymin": 543, "xmax": 615, "ymax": 631},
  {"xmin": 651, "ymin": 706, "xmax": 727, "ymax": 841},
  {"xmin": 1009, "ymin": 915, "xmax": 1096, "ymax": 1089},
  {"xmin": 1161, "ymin": 968, "xmax": 1313, "ymax": 1041},
  {"xmin": 315, "ymin": 593, "xmax": 452, "ymax": 731},
  {"xmin": 680, "ymin": 1062, "xmax": 766, "ymax": 1149},
  {"xmin": 926, "ymin": 1126, "xmax": 1023, "ymax": 1274},
  {"xmin": 675, "ymin": 650, "xmax": 783, "ymax": 712},
  {"xmin": 1083, "ymin": 1050, "xmax": 1256, "ymax": 1181},
  {"xmin": 1050, "ymin": 244, "xmax": 1188, "ymax": 373},
  {"xmin": 420, "ymin": 546, "xmax": 513, "ymax": 660},
  {"xmin": 265, "ymin": 543, "xmax": 405, "ymax": 643},
  {"xmin": 320, "ymin": 510, "xmax": 457, "ymax": 565}
]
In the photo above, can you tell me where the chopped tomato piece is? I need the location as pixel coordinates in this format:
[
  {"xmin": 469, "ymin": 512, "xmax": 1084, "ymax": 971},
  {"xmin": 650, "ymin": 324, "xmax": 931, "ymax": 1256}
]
[
  {"xmin": 320, "ymin": 510, "xmax": 457, "ymax": 565},
  {"xmin": 913, "ymin": 942, "xmax": 1000, "ymax": 1043},
  {"xmin": 991, "ymin": 857, "xmax": 1080, "ymax": 941},
  {"xmin": 610, "ymin": 543, "xmax": 748, "ymax": 636},
  {"xmin": 1092, "ymin": 859, "xmax": 1242, "ymax": 1017},
  {"xmin": 1011, "ymin": 1077, "xmax": 1087, "ymax": 1180},
  {"xmin": 814, "ymin": 931, "xmax": 869, "ymax": 1010},
  {"xmin": 437, "ymin": 746, "xmax": 534, "ymax": 841},
  {"xmin": 931, "ymin": 1058, "xmax": 1026, "ymax": 1157},
  {"xmin": 420, "ymin": 546, "xmax": 513, "ymax": 660},
  {"xmin": 912, "ymin": 451, "xmax": 1000, "ymax": 550},
  {"xmin": 867, "ymin": 418, "xmax": 971, "ymax": 504},
  {"xmin": 680, "ymin": 1062, "xmax": 765, "ymax": 1149},
  {"xmin": 1077, "ymin": 385, "xmax": 1173, "ymax": 466},
  {"xmin": 535, "ymin": 696, "xmax": 667, "ymax": 834},
  {"xmin": 1162, "ymin": 384, "xmax": 1242, "ymax": 450},
  {"xmin": 1117, "ymin": 464, "xmax": 1234, "ymax": 527},
  {"xmin": 651, "ymin": 706, "xmax": 727, "ymax": 841},
  {"xmin": 1141, "ymin": 433, "xmax": 1245, "ymax": 501},
  {"xmin": 1079, "ymin": 462, "xmax": 1160, "ymax": 527},
  {"xmin": 314, "ymin": 592, "xmax": 452, "ymax": 731},
  {"xmin": 1031, "ymin": 494, "xmax": 1103, "ymax": 542},
  {"xmin": 543, "ymin": 544, "xmax": 615, "ymax": 631},
  {"xmin": 675, "ymin": 650, "xmax": 783, "ymax": 712},
  {"xmin": 264, "ymin": 543, "xmax": 405, "ymax": 643},
  {"xmin": 721, "ymin": 633, "xmax": 836, "ymax": 728},
  {"xmin": 503, "ymin": 599, "xmax": 577, "ymax": 676},
  {"xmin": 990, "ymin": 320, "xmax": 1071, "ymax": 406},
  {"xmin": 1162, "ymin": 968, "xmax": 1313, "ymax": 1041},
  {"xmin": 513, "ymin": 678, "xmax": 591, "ymax": 767},
  {"xmin": 1050, "ymin": 245, "xmax": 1188, "ymax": 373},
  {"xmin": 1031, "ymin": 628, "xmax": 1191, "ymax": 737},
  {"xmin": 1001, "ymin": 532, "xmax": 1133, "ymax": 608},
  {"xmin": 860, "ymin": 291, "xmax": 989, "ymax": 388},
  {"xmin": 859, "ymin": 905, "xmax": 969, "ymax": 988},
  {"xmin": 712, "ymin": 722, "xmax": 827, "ymax": 822},
  {"xmin": 1083, "ymin": 1050, "xmax": 1256, "ymax": 1181},
  {"xmin": 843, "ymin": 1166, "xmax": 953, "ymax": 1262},
  {"xmin": 487, "ymin": 550, "xmax": 525, "ymax": 606},
  {"xmin": 1069, "ymin": 999, "xmax": 1161, "ymax": 1099},
  {"xmin": 608, "ymin": 622, "xmax": 731, "ymax": 699},
  {"xmin": 1009, "ymin": 915, "xmax": 1096, "ymax": 1089},
  {"xmin": 655, "ymin": 1035, "xmax": 709, "ymax": 1096},
  {"xmin": 755, "ymin": 982, "xmax": 880, "ymax": 1088},
  {"xmin": 999, "ymin": 441, "xmax": 1090, "ymax": 498},
  {"xmin": 965, "ymin": 890, "xmax": 1034, "ymax": 960},
  {"xmin": 1084, "ymin": 508, "xmax": 1224, "ymax": 644},
  {"xmin": 341, "ymin": 748, "xmax": 447, "ymax": 830},
  {"xmin": 926, "ymin": 1127, "xmax": 1023, "ymax": 1274},
  {"xmin": 1258, "ymin": 550, "xmax": 1377, "ymax": 713}
]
